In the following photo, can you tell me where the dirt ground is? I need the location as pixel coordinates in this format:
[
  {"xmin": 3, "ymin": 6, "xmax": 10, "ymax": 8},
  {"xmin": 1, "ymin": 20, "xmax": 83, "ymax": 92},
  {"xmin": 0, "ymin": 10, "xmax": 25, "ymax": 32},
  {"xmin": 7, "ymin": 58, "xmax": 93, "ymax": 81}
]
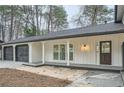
[
  {"xmin": 0, "ymin": 68, "xmax": 71, "ymax": 87},
  {"xmin": 17, "ymin": 66, "xmax": 88, "ymax": 81}
]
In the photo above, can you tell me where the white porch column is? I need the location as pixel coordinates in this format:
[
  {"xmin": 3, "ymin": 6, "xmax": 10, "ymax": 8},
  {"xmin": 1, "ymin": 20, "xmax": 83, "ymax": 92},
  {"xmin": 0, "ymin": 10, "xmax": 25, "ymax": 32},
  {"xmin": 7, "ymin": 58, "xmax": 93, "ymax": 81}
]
[
  {"xmin": 13, "ymin": 45, "xmax": 16, "ymax": 61},
  {"xmin": 1, "ymin": 46, "xmax": 4, "ymax": 61},
  {"xmin": 42, "ymin": 42, "xmax": 45, "ymax": 64},
  {"xmin": 67, "ymin": 42, "xmax": 70, "ymax": 66},
  {"xmin": 28, "ymin": 43, "xmax": 32, "ymax": 63}
]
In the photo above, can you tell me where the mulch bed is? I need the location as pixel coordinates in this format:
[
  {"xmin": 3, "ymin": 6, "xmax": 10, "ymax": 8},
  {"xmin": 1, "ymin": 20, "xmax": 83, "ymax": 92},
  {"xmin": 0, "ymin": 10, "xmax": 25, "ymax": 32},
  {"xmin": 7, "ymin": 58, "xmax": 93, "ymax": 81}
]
[{"xmin": 0, "ymin": 68, "xmax": 71, "ymax": 87}]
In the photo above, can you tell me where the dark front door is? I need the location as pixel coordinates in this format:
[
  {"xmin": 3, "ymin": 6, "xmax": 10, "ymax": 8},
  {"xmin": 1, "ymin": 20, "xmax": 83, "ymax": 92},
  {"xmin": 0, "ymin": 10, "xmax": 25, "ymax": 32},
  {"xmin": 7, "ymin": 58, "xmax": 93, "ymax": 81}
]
[
  {"xmin": 4, "ymin": 46, "xmax": 13, "ymax": 61},
  {"xmin": 100, "ymin": 41, "xmax": 111, "ymax": 65},
  {"xmin": 16, "ymin": 45, "xmax": 29, "ymax": 62}
]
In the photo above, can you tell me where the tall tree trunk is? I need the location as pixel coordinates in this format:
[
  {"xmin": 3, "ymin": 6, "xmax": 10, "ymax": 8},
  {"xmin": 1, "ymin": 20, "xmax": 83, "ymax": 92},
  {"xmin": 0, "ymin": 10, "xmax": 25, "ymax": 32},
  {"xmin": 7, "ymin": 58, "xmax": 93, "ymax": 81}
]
[
  {"xmin": 16, "ymin": 16, "xmax": 22, "ymax": 39},
  {"xmin": 47, "ymin": 5, "xmax": 53, "ymax": 33},
  {"xmin": 91, "ymin": 5, "xmax": 98, "ymax": 25},
  {"xmin": 0, "ymin": 15, "xmax": 4, "ymax": 41},
  {"xmin": 10, "ymin": 5, "xmax": 14, "ymax": 41},
  {"xmin": 1, "ymin": 7, "xmax": 5, "ymax": 41},
  {"xmin": 32, "ymin": 6, "xmax": 36, "ymax": 36},
  {"xmin": 35, "ymin": 5, "xmax": 40, "ymax": 35},
  {"xmin": 1, "ymin": 14, "xmax": 4, "ymax": 41}
]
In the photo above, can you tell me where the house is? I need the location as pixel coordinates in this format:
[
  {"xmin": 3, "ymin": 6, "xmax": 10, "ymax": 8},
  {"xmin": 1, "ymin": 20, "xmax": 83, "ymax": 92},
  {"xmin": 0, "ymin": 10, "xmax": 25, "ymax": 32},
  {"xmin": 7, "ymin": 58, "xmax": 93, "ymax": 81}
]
[{"xmin": 1, "ymin": 5, "xmax": 124, "ymax": 70}]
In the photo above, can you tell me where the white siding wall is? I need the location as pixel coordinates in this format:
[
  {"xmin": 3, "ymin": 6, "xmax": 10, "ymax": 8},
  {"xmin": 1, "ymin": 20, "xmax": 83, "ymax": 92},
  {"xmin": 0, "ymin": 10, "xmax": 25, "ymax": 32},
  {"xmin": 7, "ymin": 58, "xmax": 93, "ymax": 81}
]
[
  {"xmin": 44, "ymin": 33, "xmax": 124, "ymax": 67},
  {"xmin": 31, "ymin": 42, "xmax": 42, "ymax": 62}
]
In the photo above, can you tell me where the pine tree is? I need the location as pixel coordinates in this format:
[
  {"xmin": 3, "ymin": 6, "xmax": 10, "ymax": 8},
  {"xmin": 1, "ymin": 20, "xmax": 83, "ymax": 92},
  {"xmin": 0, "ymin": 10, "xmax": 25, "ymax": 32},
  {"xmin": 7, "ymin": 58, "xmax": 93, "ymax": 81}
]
[{"xmin": 73, "ymin": 5, "xmax": 114, "ymax": 27}]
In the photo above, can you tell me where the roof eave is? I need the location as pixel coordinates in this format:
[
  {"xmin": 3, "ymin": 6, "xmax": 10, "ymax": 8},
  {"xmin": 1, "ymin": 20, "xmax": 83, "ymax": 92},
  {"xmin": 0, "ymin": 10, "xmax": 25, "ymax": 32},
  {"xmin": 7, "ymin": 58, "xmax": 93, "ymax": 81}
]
[{"xmin": 2, "ymin": 29, "xmax": 124, "ymax": 45}]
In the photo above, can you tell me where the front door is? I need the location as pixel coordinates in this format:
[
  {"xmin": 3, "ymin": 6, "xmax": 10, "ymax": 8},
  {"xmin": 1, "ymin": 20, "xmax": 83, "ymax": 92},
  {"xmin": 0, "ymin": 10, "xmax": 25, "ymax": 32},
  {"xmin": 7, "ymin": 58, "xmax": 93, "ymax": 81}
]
[{"xmin": 100, "ymin": 41, "xmax": 111, "ymax": 65}]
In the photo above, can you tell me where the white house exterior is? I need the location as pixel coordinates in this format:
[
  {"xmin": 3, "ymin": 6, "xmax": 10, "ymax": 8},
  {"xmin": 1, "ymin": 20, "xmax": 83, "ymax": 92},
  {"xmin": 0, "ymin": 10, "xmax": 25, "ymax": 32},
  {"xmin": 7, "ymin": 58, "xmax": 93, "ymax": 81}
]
[
  {"xmin": 1, "ymin": 23, "xmax": 124, "ymax": 70},
  {"xmin": 0, "ymin": 5, "xmax": 124, "ymax": 70}
]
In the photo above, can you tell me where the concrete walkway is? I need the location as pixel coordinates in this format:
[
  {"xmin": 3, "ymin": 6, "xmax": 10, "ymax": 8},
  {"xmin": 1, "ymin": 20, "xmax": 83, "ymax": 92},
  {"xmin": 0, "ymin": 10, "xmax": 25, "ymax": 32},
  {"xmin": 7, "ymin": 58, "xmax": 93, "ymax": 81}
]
[
  {"xmin": 67, "ymin": 70, "xmax": 123, "ymax": 87},
  {"xmin": 16, "ymin": 66, "xmax": 88, "ymax": 81}
]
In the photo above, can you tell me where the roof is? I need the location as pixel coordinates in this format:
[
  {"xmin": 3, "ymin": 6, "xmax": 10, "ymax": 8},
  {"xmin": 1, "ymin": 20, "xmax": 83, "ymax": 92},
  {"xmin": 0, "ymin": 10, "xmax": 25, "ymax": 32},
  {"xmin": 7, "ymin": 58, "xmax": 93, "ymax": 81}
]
[{"xmin": 2, "ymin": 23, "xmax": 124, "ymax": 45}]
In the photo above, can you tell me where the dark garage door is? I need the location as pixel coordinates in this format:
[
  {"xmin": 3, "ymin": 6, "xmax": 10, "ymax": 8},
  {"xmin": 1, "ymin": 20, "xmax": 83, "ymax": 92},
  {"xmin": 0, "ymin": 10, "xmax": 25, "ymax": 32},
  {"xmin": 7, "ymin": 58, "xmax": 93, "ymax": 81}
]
[
  {"xmin": 4, "ymin": 46, "xmax": 13, "ymax": 60},
  {"xmin": 16, "ymin": 45, "xmax": 29, "ymax": 62}
]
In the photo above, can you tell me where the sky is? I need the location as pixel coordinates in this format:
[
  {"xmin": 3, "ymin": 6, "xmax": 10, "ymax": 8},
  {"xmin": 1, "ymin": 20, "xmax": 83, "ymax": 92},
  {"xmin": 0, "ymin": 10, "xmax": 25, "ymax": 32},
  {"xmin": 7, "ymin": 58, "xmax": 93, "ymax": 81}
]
[{"xmin": 64, "ymin": 5, "xmax": 80, "ymax": 28}]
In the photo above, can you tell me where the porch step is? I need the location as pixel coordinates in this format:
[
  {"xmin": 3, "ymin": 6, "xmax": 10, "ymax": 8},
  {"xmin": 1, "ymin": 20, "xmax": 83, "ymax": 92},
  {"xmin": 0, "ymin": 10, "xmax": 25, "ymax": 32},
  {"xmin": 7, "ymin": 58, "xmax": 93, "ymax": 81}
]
[
  {"xmin": 23, "ymin": 61, "xmax": 123, "ymax": 71},
  {"xmin": 23, "ymin": 62, "xmax": 44, "ymax": 67},
  {"xmin": 70, "ymin": 63, "xmax": 123, "ymax": 71},
  {"xmin": 45, "ymin": 62, "xmax": 67, "ymax": 66},
  {"xmin": 44, "ymin": 62, "xmax": 123, "ymax": 71}
]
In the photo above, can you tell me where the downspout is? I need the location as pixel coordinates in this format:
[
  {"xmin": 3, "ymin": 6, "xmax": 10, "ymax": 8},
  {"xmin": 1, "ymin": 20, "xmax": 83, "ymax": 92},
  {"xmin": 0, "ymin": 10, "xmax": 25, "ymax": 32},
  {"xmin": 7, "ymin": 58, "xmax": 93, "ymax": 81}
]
[{"xmin": 114, "ymin": 5, "xmax": 118, "ymax": 23}]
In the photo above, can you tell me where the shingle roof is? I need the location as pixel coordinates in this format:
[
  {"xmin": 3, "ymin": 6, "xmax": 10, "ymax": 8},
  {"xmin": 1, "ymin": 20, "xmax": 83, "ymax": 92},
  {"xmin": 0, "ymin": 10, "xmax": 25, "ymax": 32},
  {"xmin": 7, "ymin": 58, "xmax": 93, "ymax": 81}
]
[{"xmin": 2, "ymin": 23, "xmax": 124, "ymax": 45}]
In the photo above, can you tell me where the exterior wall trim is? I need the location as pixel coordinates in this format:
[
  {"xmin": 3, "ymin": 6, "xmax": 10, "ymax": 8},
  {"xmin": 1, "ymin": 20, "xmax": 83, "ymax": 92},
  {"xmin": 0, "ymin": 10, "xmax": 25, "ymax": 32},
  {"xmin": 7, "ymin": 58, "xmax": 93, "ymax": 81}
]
[
  {"xmin": 42, "ymin": 42, "xmax": 45, "ymax": 64},
  {"xmin": 28, "ymin": 43, "xmax": 32, "ymax": 63},
  {"xmin": 67, "ymin": 42, "xmax": 70, "ymax": 66}
]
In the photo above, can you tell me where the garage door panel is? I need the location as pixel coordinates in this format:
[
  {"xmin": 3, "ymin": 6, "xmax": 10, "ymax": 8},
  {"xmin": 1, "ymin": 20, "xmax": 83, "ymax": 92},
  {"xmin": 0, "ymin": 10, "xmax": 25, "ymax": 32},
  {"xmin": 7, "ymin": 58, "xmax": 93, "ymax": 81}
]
[
  {"xmin": 16, "ymin": 45, "xmax": 29, "ymax": 62},
  {"xmin": 4, "ymin": 46, "xmax": 13, "ymax": 60}
]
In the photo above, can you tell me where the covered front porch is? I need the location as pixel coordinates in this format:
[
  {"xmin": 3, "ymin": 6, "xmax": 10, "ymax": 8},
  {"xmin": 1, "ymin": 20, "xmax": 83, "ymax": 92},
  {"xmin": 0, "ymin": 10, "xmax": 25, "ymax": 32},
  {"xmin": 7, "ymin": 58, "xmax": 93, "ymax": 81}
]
[
  {"xmin": 1, "ymin": 33, "xmax": 124, "ymax": 70},
  {"xmin": 27, "ymin": 33, "xmax": 124, "ymax": 70}
]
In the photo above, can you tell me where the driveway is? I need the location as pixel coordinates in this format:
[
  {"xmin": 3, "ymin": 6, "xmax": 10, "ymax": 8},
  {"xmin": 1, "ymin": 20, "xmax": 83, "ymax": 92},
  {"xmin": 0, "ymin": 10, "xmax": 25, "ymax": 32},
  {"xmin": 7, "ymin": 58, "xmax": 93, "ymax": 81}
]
[
  {"xmin": 0, "ymin": 61, "xmax": 24, "ymax": 68},
  {"xmin": 0, "ymin": 61, "xmax": 123, "ymax": 87}
]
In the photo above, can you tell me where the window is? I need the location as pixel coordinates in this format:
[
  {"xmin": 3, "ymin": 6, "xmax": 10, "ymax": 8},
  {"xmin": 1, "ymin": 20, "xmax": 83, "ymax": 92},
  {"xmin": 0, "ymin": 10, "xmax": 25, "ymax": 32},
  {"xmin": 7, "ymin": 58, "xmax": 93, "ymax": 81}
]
[
  {"xmin": 69, "ymin": 44, "xmax": 73, "ymax": 61},
  {"xmin": 60, "ymin": 44, "xmax": 65, "ymax": 60},
  {"xmin": 53, "ymin": 44, "xmax": 73, "ymax": 61},
  {"xmin": 53, "ymin": 44, "xmax": 65, "ymax": 60},
  {"xmin": 53, "ymin": 45, "xmax": 59, "ymax": 60},
  {"xmin": 101, "ymin": 42, "xmax": 111, "ymax": 53}
]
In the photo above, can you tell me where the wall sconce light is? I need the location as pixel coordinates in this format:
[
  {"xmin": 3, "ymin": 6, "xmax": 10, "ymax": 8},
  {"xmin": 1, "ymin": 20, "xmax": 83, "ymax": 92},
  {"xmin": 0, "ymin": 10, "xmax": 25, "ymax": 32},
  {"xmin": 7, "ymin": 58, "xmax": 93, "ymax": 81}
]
[{"xmin": 81, "ymin": 44, "xmax": 90, "ymax": 52}]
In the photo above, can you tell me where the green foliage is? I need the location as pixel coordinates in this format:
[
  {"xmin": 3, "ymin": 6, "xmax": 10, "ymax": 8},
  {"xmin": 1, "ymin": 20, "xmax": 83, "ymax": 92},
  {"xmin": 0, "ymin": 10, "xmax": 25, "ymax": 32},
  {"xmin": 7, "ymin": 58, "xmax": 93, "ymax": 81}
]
[
  {"xmin": 24, "ymin": 26, "xmax": 37, "ymax": 37},
  {"xmin": 73, "ymin": 5, "xmax": 114, "ymax": 26},
  {"xmin": 0, "ymin": 5, "xmax": 68, "ymax": 41},
  {"xmin": 52, "ymin": 6, "xmax": 68, "ymax": 30},
  {"xmin": 44, "ymin": 5, "xmax": 68, "ymax": 32}
]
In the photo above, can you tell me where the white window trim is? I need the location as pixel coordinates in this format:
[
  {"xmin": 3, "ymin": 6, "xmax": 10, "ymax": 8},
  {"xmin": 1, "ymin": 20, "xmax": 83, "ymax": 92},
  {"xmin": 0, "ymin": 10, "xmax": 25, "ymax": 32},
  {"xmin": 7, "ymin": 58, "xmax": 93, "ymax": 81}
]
[
  {"xmin": 53, "ymin": 43, "xmax": 74, "ymax": 62},
  {"xmin": 53, "ymin": 44, "xmax": 66, "ymax": 61}
]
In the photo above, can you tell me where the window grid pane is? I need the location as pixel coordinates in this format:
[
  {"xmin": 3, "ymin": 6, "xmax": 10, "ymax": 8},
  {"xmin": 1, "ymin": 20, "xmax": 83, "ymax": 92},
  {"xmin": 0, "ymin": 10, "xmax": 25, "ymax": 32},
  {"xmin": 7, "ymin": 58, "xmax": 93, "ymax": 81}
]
[
  {"xmin": 69, "ymin": 52, "xmax": 73, "ymax": 61},
  {"xmin": 53, "ymin": 45, "xmax": 59, "ymax": 60},
  {"xmin": 101, "ymin": 42, "xmax": 110, "ymax": 53},
  {"xmin": 69, "ymin": 44, "xmax": 73, "ymax": 61},
  {"xmin": 60, "ymin": 44, "xmax": 65, "ymax": 60}
]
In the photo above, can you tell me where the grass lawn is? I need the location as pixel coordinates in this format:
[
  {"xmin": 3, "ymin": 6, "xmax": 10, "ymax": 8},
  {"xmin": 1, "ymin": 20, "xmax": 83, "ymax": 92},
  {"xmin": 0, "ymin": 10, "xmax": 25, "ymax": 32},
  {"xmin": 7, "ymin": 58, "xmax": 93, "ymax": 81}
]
[{"xmin": 0, "ymin": 68, "xmax": 71, "ymax": 87}]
